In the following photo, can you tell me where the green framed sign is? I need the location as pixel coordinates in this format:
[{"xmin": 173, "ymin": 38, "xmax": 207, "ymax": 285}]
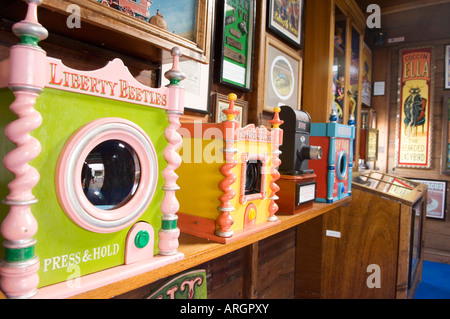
[{"xmin": 216, "ymin": 0, "xmax": 256, "ymax": 91}]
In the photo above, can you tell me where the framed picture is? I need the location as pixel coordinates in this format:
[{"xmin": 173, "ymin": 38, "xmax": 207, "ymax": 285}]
[
  {"xmin": 216, "ymin": 0, "xmax": 256, "ymax": 91},
  {"xmin": 442, "ymin": 94, "xmax": 450, "ymax": 174},
  {"xmin": 267, "ymin": 0, "xmax": 304, "ymax": 49},
  {"xmin": 161, "ymin": 59, "xmax": 210, "ymax": 113},
  {"xmin": 146, "ymin": 0, "xmax": 198, "ymax": 41},
  {"xmin": 96, "ymin": 0, "xmax": 213, "ymax": 61},
  {"xmin": 361, "ymin": 128, "xmax": 378, "ymax": 161},
  {"xmin": 361, "ymin": 42, "xmax": 372, "ymax": 107},
  {"xmin": 214, "ymin": 93, "xmax": 248, "ymax": 126},
  {"xmin": 445, "ymin": 45, "xmax": 450, "ymax": 89},
  {"xmin": 395, "ymin": 47, "xmax": 433, "ymax": 169},
  {"xmin": 409, "ymin": 178, "xmax": 447, "ymax": 220},
  {"xmin": 264, "ymin": 37, "xmax": 302, "ymax": 112}
]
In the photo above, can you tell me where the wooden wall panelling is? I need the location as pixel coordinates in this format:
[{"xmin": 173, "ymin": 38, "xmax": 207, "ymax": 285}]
[
  {"xmin": 294, "ymin": 215, "xmax": 324, "ymax": 299},
  {"xmin": 370, "ymin": 47, "xmax": 391, "ymax": 172},
  {"xmin": 115, "ymin": 230, "xmax": 298, "ymax": 299},
  {"xmin": 243, "ymin": 243, "xmax": 259, "ymax": 299},
  {"xmin": 256, "ymin": 229, "xmax": 296, "ymax": 299},
  {"xmin": 302, "ymin": 0, "xmax": 334, "ymax": 123}
]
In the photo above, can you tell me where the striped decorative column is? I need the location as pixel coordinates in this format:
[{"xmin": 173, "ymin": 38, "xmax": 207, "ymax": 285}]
[
  {"xmin": 159, "ymin": 47, "xmax": 185, "ymax": 255},
  {"xmin": 0, "ymin": 0, "xmax": 48, "ymax": 298},
  {"xmin": 216, "ymin": 93, "xmax": 240, "ymax": 238},
  {"xmin": 327, "ymin": 109, "xmax": 338, "ymax": 202},
  {"xmin": 268, "ymin": 107, "xmax": 283, "ymax": 222},
  {"xmin": 347, "ymin": 113, "xmax": 355, "ymax": 196}
]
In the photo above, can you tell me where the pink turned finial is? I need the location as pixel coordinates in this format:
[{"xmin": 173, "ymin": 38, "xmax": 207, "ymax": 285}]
[{"xmin": 223, "ymin": 93, "xmax": 240, "ymax": 121}]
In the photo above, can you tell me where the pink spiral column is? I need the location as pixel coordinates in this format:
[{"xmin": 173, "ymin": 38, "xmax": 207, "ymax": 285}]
[
  {"xmin": 159, "ymin": 47, "xmax": 185, "ymax": 255},
  {"xmin": 268, "ymin": 107, "xmax": 284, "ymax": 222},
  {"xmin": 216, "ymin": 94, "xmax": 240, "ymax": 238},
  {"xmin": 0, "ymin": 0, "xmax": 48, "ymax": 298}
]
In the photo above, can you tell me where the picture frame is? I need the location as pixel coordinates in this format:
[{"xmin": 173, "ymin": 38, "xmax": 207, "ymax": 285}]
[
  {"xmin": 360, "ymin": 128, "xmax": 378, "ymax": 162},
  {"xmin": 161, "ymin": 59, "xmax": 210, "ymax": 113},
  {"xmin": 441, "ymin": 93, "xmax": 450, "ymax": 174},
  {"xmin": 214, "ymin": 93, "xmax": 248, "ymax": 126},
  {"xmin": 267, "ymin": 0, "xmax": 304, "ymax": 49},
  {"xmin": 361, "ymin": 42, "xmax": 372, "ymax": 107},
  {"xmin": 216, "ymin": 0, "xmax": 256, "ymax": 91},
  {"xmin": 92, "ymin": 0, "xmax": 213, "ymax": 62},
  {"xmin": 409, "ymin": 178, "xmax": 447, "ymax": 220},
  {"xmin": 264, "ymin": 37, "xmax": 302, "ymax": 112},
  {"xmin": 445, "ymin": 45, "xmax": 450, "ymax": 89},
  {"xmin": 395, "ymin": 46, "xmax": 434, "ymax": 169},
  {"xmin": 143, "ymin": 0, "xmax": 198, "ymax": 42}
]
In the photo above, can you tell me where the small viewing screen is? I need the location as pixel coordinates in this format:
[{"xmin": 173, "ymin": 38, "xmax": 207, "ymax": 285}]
[{"xmin": 245, "ymin": 160, "xmax": 262, "ymax": 195}]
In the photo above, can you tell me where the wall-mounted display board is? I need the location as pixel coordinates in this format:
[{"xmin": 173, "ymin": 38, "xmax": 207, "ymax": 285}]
[
  {"xmin": 216, "ymin": 0, "xmax": 256, "ymax": 91},
  {"xmin": 441, "ymin": 93, "xmax": 450, "ymax": 174},
  {"xmin": 395, "ymin": 47, "xmax": 434, "ymax": 169}
]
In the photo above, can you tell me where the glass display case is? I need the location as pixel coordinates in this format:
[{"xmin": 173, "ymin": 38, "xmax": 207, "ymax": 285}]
[{"xmin": 303, "ymin": 0, "xmax": 365, "ymax": 169}]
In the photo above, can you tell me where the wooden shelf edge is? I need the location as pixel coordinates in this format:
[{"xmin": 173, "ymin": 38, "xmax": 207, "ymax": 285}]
[{"xmin": 67, "ymin": 198, "xmax": 351, "ymax": 299}]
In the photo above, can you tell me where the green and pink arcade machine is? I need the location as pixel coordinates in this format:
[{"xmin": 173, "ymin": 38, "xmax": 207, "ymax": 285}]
[{"xmin": 0, "ymin": 0, "xmax": 185, "ymax": 298}]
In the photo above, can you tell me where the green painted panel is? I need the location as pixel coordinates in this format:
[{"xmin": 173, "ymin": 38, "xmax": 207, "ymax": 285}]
[{"xmin": 0, "ymin": 88, "xmax": 169, "ymax": 287}]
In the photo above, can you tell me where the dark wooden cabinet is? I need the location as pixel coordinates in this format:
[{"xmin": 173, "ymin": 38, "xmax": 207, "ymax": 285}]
[{"xmin": 296, "ymin": 172, "xmax": 427, "ymax": 299}]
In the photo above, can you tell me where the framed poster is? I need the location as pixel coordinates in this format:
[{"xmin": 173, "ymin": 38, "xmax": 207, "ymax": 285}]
[
  {"xmin": 161, "ymin": 59, "xmax": 210, "ymax": 113},
  {"xmin": 216, "ymin": 0, "xmax": 256, "ymax": 91},
  {"xmin": 267, "ymin": 0, "xmax": 304, "ymax": 49},
  {"xmin": 445, "ymin": 45, "xmax": 450, "ymax": 89},
  {"xmin": 410, "ymin": 178, "xmax": 447, "ymax": 220},
  {"xmin": 366, "ymin": 128, "xmax": 378, "ymax": 161},
  {"xmin": 395, "ymin": 47, "xmax": 433, "ymax": 168},
  {"xmin": 442, "ymin": 94, "xmax": 450, "ymax": 174},
  {"xmin": 264, "ymin": 37, "xmax": 302, "ymax": 112},
  {"xmin": 214, "ymin": 93, "xmax": 248, "ymax": 126},
  {"xmin": 361, "ymin": 42, "xmax": 373, "ymax": 107}
]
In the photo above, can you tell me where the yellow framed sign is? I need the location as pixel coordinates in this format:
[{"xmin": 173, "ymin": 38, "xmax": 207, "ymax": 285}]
[{"xmin": 396, "ymin": 47, "xmax": 433, "ymax": 168}]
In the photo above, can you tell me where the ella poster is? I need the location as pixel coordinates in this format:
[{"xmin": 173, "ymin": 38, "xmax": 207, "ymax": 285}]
[{"xmin": 396, "ymin": 47, "xmax": 433, "ymax": 168}]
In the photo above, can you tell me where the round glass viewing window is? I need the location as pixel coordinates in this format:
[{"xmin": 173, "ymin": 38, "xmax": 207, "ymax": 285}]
[
  {"xmin": 81, "ymin": 140, "xmax": 141, "ymax": 210},
  {"xmin": 56, "ymin": 118, "xmax": 158, "ymax": 233},
  {"xmin": 336, "ymin": 151, "xmax": 348, "ymax": 181}
]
